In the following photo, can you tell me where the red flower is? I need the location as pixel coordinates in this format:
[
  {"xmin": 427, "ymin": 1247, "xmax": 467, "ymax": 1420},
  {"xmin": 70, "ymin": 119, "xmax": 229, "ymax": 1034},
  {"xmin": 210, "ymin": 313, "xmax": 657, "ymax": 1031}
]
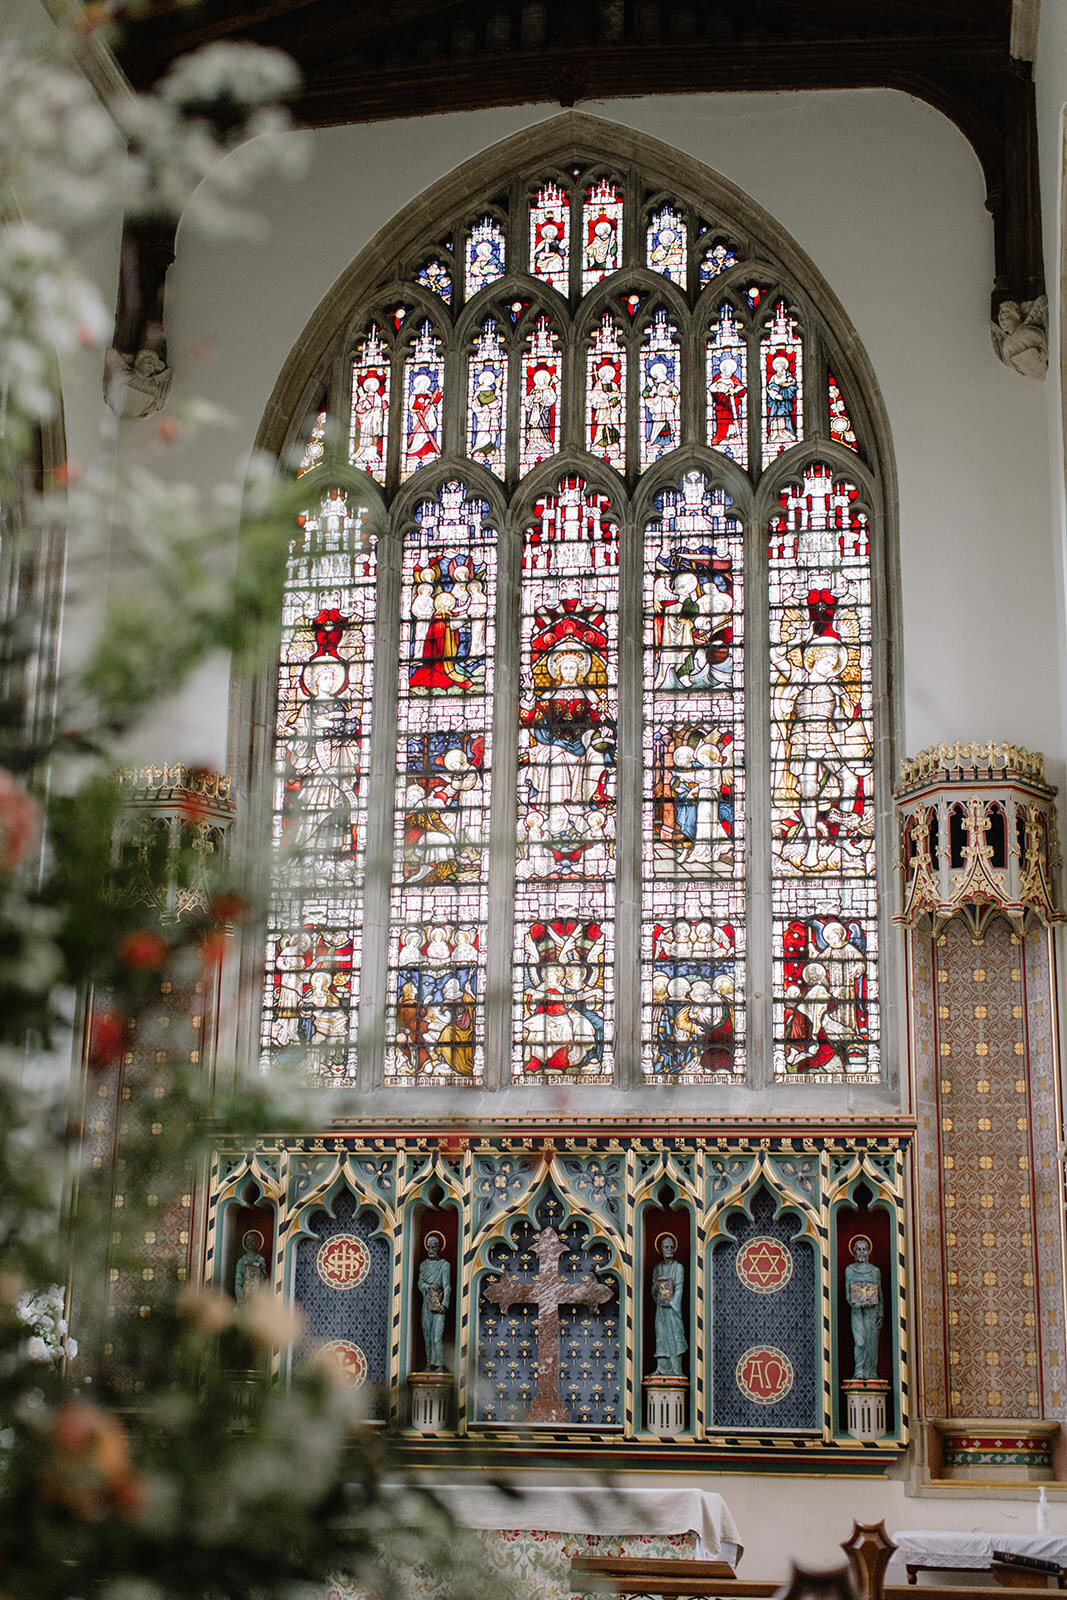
[
  {"xmin": 0, "ymin": 769, "xmax": 39, "ymax": 873},
  {"xmin": 86, "ymin": 1009, "xmax": 126, "ymax": 1070},
  {"xmin": 41, "ymin": 1401, "xmax": 146, "ymax": 1522}
]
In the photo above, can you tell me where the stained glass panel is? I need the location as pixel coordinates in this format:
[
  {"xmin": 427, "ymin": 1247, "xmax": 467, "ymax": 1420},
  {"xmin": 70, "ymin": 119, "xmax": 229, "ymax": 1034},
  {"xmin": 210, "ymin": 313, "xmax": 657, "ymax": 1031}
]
[
  {"xmin": 298, "ymin": 408, "xmax": 326, "ymax": 476},
  {"xmin": 416, "ymin": 258, "xmax": 453, "ymax": 305},
  {"xmin": 530, "ymin": 181, "xmax": 570, "ymax": 295},
  {"xmin": 514, "ymin": 481, "xmax": 618, "ymax": 1083},
  {"xmin": 586, "ymin": 315, "xmax": 625, "ymax": 471},
  {"xmin": 769, "ymin": 463, "xmax": 877, "ymax": 1081},
  {"xmin": 639, "ymin": 311, "xmax": 681, "ymax": 468},
  {"xmin": 761, "ymin": 301, "xmax": 803, "ymax": 461},
  {"xmin": 467, "ymin": 320, "xmax": 507, "ymax": 478},
  {"xmin": 700, "ymin": 238, "xmax": 739, "ymax": 285},
  {"xmin": 642, "ymin": 474, "xmax": 745, "ymax": 1081},
  {"xmin": 387, "ymin": 482, "xmax": 496, "ymax": 1086},
  {"xmin": 828, "ymin": 371, "xmax": 858, "ymax": 450},
  {"xmin": 646, "ymin": 206, "xmax": 687, "ymax": 286},
  {"xmin": 706, "ymin": 304, "xmax": 748, "ymax": 468},
  {"xmin": 465, "ymin": 217, "xmax": 505, "ymax": 297},
  {"xmin": 401, "ymin": 323, "xmax": 444, "ymax": 481},
  {"xmin": 262, "ymin": 489, "xmax": 376, "ymax": 1082},
  {"xmin": 582, "ymin": 178, "xmax": 623, "ymax": 293},
  {"xmin": 348, "ymin": 326, "xmax": 389, "ymax": 482},
  {"xmin": 520, "ymin": 316, "xmax": 561, "ymax": 475}
]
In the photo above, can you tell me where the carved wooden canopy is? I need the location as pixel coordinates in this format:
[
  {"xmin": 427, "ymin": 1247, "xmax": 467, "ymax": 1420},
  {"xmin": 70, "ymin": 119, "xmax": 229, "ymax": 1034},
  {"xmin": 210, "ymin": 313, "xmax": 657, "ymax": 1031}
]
[{"xmin": 112, "ymin": 0, "xmax": 1041, "ymax": 316}]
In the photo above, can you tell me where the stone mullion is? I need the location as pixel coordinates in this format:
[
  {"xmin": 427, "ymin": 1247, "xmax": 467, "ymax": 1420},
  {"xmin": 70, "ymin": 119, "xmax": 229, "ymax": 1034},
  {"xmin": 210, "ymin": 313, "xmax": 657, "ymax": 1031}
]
[
  {"xmin": 744, "ymin": 489, "xmax": 772, "ymax": 1089},
  {"xmin": 483, "ymin": 519, "xmax": 522, "ymax": 1089},
  {"xmin": 358, "ymin": 526, "xmax": 401, "ymax": 1088},
  {"xmin": 615, "ymin": 498, "xmax": 642, "ymax": 1090}
]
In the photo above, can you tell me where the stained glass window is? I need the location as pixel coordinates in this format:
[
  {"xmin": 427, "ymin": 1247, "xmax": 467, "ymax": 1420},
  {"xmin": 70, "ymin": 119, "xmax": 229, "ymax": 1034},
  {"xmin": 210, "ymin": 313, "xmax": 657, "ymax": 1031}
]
[
  {"xmin": 582, "ymin": 179, "xmax": 623, "ymax": 293},
  {"xmin": 349, "ymin": 326, "xmax": 389, "ymax": 482},
  {"xmin": 262, "ymin": 489, "xmax": 376, "ymax": 1082},
  {"xmin": 646, "ymin": 206, "xmax": 687, "ymax": 286},
  {"xmin": 768, "ymin": 464, "xmax": 878, "ymax": 1080},
  {"xmin": 298, "ymin": 408, "xmax": 326, "ymax": 475},
  {"xmin": 640, "ymin": 311, "xmax": 681, "ymax": 468},
  {"xmin": 828, "ymin": 372, "xmax": 858, "ymax": 450},
  {"xmin": 401, "ymin": 323, "xmax": 444, "ymax": 481},
  {"xmin": 520, "ymin": 316, "xmax": 561, "ymax": 473},
  {"xmin": 465, "ymin": 217, "xmax": 505, "ymax": 297},
  {"xmin": 761, "ymin": 301, "xmax": 803, "ymax": 462},
  {"xmin": 642, "ymin": 474, "xmax": 745, "ymax": 1081},
  {"xmin": 706, "ymin": 304, "xmax": 748, "ymax": 468},
  {"xmin": 386, "ymin": 482, "xmax": 496, "ymax": 1087},
  {"xmin": 467, "ymin": 321, "xmax": 506, "ymax": 478},
  {"xmin": 514, "ymin": 481, "xmax": 618, "ymax": 1083},
  {"xmin": 586, "ymin": 315, "xmax": 626, "ymax": 472},
  {"xmin": 530, "ymin": 181, "xmax": 570, "ymax": 294},
  {"xmin": 264, "ymin": 160, "xmax": 885, "ymax": 1096}
]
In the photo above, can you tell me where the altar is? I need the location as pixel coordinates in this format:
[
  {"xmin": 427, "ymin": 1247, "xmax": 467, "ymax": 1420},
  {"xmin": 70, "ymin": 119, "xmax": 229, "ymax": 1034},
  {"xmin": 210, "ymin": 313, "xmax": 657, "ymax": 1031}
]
[
  {"xmin": 323, "ymin": 1486, "xmax": 741, "ymax": 1600},
  {"xmin": 893, "ymin": 1532, "xmax": 1067, "ymax": 1586}
]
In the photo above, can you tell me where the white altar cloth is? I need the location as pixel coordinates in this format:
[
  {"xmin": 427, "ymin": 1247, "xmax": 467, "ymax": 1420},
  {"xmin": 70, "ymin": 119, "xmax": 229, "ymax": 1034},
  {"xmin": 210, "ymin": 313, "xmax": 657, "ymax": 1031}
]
[
  {"xmin": 434, "ymin": 1485, "xmax": 742, "ymax": 1559},
  {"xmin": 893, "ymin": 1531, "xmax": 1067, "ymax": 1573}
]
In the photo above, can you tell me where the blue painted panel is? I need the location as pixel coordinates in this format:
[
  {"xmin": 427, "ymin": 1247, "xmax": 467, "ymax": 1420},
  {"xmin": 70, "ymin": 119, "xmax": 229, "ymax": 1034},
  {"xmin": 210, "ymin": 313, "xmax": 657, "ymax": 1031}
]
[{"xmin": 294, "ymin": 1190, "xmax": 390, "ymax": 1418}]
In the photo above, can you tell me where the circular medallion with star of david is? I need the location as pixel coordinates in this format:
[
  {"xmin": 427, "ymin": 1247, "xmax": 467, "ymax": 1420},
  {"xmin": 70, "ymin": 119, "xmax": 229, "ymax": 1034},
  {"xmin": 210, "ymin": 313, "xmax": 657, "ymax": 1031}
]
[
  {"xmin": 735, "ymin": 1345, "xmax": 794, "ymax": 1405},
  {"xmin": 316, "ymin": 1233, "xmax": 371, "ymax": 1290},
  {"xmin": 735, "ymin": 1236, "xmax": 794, "ymax": 1293},
  {"xmin": 317, "ymin": 1339, "xmax": 368, "ymax": 1386}
]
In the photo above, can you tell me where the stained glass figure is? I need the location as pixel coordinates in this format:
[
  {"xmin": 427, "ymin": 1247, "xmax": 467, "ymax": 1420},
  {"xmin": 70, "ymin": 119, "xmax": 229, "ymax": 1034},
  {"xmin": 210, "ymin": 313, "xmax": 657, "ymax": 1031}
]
[
  {"xmin": 387, "ymin": 482, "xmax": 496, "ymax": 1087},
  {"xmin": 646, "ymin": 206, "xmax": 687, "ymax": 286},
  {"xmin": 465, "ymin": 217, "xmax": 505, "ymax": 297},
  {"xmin": 700, "ymin": 238, "xmax": 739, "ymax": 285},
  {"xmin": 401, "ymin": 323, "xmax": 444, "ymax": 481},
  {"xmin": 642, "ymin": 474, "xmax": 745, "ymax": 1082},
  {"xmin": 520, "ymin": 316, "xmax": 561, "ymax": 475},
  {"xmin": 644, "ymin": 894, "xmax": 743, "ymax": 1081},
  {"xmin": 769, "ymin": 463, "xmax": 877, "ymax": 1082},
  {"xmin": 761, "ymin": 301, "xmax": 803, "ymax": 461},
  {"xmin": 416, "ymin": 258, "xmax": 453, "ymax": 305},
  {"xmin": 262, "ymin": 489, "xmax": 376, "ymax": 1082},
  {"xmin": 467, "ymin": 320, "xmax": 507, "ymax": 478},
  {"xmin": 640, "ymin": 311, "xmax": 681, "ymax": 468},
  {"xmin": 706, "ymin": 304, "xmax": 748, "ymax": 468},
  {"xmin": 514, "ymin": 480, "xmax": 618, "ymax": 1083},
  {"xmin": 348, "ymin": 326, "xmax": 389, "ymax": 482},
  {"xmin": 828, "ymin": 371, "xmax": 858, "ymax": 450},
  {"xmin": 773, "ymin": 897, "xmax": 878, "ymax": 1081},
  {"xmin": 298, "ymin": 408, "xmax": 326, "ymax": 475},
  {"xmin": 530, "ymin": 181, "xmax": 570, "ymax": 294},
  {"xmin": 586, "ymin": 315, "xmax": 626, "ymax": 472},
  {"xmin": 582, "ymin": 178, "xmax": 623, "ymax": 293}
]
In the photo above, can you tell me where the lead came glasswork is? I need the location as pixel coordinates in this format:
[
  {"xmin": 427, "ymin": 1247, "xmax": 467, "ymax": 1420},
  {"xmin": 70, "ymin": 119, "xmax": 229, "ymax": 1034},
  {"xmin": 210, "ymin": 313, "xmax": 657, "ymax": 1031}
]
[
  {"xmin": 387, "ymin": 483, "xmax": 496, "ymax": 1086},
  {"xmin": 646, "ymin": 206, "xmax": 687, "ymax": 287},
  {"xmin": 582, "ymin": 178, "xmax": 623, "ymax": 293},
  {"xmin": 761, "ymin": 301, "xmax": 803, "ymax": 461},
  {"xmin": 642, "ymin": 474, "xmax": 745, "ymax": 1081},
  {"xmin": 640, "ymin": 311, "xmax": 681, "ymax": 468},
  {"xmin": 262, "ymin": 489, "xmax": 376, "ymax": 1081},
  {"xmin": 349, "ymin": 326, "xmax": 389, "ymax": 481},
  {"xmin": 515, "ymin": 481, "xmax": 618, "ymax": 1083},
  {"xmin": 467, "ymin": 321, "xmax": 507, "ymax": 478},
  {"xmin": 768, "ymin": 464, "xmax": 878, "ymax": 1080},
  {"xmin": 586, "ymin": 314, "xmax": 626, "ymax": 471},
  {"xmin": 706, "ymin": 304, "xmax": 748, "ymax": 468},
  {"xmin": 401, "ymin": 323, "xmax": 444, "ymax": 481},
  {"xmin": 266, "ymin": 156, "xmax": 886, "ymax": 1094},
  {"xmin": 530, "ymin": 181, "xmax": 570, "ymax": 294},
  {"xmin": 520, "ymin": 315, "xmax": 561, "ymax": 474}
]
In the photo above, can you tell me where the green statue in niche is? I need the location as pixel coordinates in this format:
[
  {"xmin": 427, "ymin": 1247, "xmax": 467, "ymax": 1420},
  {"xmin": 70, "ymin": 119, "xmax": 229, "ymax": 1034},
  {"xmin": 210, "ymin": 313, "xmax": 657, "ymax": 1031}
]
[
  {"xmin": 418, "ymin": 1231, "xmax": 451, "ymax": 1371},
  {"xmin": 234, "ymin": 1228, "xmax": 267, "ymax": 1302},
  {"xmin": 651, "ymin": 1233, "xmax": 687, "ymax": 1377},
  {"xmin": 845, "ymin": 1234, "xmax": 883, "ymax": 1379}
]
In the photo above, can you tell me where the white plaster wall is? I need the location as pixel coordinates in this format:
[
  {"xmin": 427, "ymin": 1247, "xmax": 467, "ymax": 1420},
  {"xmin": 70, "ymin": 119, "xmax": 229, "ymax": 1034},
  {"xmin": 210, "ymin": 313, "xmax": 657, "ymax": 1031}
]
[{"xmin": 130, "ymin": 86, "xmax": 1062, "ymax": 783}]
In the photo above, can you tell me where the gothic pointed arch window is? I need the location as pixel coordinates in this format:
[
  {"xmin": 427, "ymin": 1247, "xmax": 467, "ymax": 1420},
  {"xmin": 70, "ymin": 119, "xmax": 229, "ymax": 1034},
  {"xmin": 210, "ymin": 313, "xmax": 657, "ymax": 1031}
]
[{"xmin": 255, "ymin": 121, "xmax": 894, "ymax": 1101}]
